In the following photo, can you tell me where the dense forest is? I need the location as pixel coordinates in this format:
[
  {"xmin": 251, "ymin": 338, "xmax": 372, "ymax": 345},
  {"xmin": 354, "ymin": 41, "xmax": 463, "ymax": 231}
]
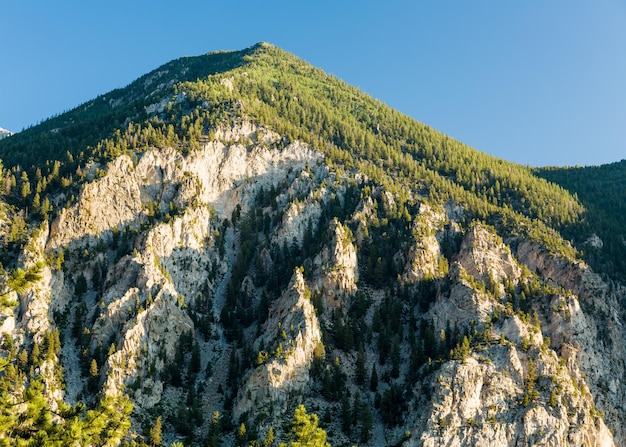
[{"xmin": 536, "ymin": 160, "xmax": 626, "ymax": 278}]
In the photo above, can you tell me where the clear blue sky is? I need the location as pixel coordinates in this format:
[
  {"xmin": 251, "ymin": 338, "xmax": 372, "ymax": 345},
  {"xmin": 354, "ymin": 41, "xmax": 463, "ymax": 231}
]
[{"xmin": 1, "ymin": 1, "xmax": 625, "ymax": 167}]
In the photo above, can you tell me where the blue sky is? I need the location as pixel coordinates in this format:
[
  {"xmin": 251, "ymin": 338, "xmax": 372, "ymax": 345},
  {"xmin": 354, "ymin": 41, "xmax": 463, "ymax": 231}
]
[{"xmin": 1, "ymin": 1, "xmax": 625, "ymax": 167}]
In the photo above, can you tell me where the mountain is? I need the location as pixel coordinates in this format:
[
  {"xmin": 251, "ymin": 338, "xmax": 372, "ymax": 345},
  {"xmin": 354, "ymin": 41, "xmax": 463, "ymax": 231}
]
[
  {"xmin": 536, "ymin": 160, "xmax": 626, "ymax": 278},
  {"xmin": 0, "ymin": 127, "xmax": 12, "ymax": 140},
  {"xmin": 0, "ymin": 42, "xmax": 624, "ymax": 446}
]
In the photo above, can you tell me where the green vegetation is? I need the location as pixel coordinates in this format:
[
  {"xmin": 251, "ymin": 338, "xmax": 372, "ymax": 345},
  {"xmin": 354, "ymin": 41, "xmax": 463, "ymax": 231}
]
[
  {"xmin": 281, "ymin": 405, "xmax": 330, "ymax": 447},
  {"xmin": 536, "ymin": 160, "xmax": 626, "ymax": 278},
  {"xmin": 0, "ymin": 261, "xmax": 44, "ymax": 302},
  {"xmin": 0, "ymin": 352, "xmax": 133, "ymax": 446}
]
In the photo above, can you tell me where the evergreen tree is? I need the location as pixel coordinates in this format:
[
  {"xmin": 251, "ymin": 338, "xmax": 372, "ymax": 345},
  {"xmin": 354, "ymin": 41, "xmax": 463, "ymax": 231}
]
[
  {"xmin": 149, "ymin": 415, "xmax": 163, "ymax": 446},
  {"xmin": 341, "ymin": 394, "xmax": 351, "ymax": 434},
  {"xmin": 283, "ymin": 404, "xmax": 330, "ymax": 447},
  {"xmin": 190, "ymin": 340, "xmax": 202, "ymax": 374},
  {"xmin": 264, "ymin": 427, "xmax": 275, "ymax": 447},
  {"xmin": 75, "ymin": 273, "xmax": 88, "ymax": 297},
  {"xmin": 237, "ymin": 422, "xmax": 247, "ymax": 445},
  {"xmin": 390, "ymin": 335, "xmax": 401, "ymax": 378},
  {"xmin": 355, "ymin": 343, "xmax": 366, "ymax": 386},
  {"xmin": 360, "ymin": 405, "xmax": 374, "ymax": 444},
  {"xmin": 90, "ymin": 358, "xmax": 99, "ymax": 376},
  {"xmin": 89, "ymin": 358, "xmax": 99, "ymax": 391},
  {"xmin": 20, "ymin": 171, "xmax": 31, "ymax": 199},
  {"xmin": 370, "ymin": 363, "xmax": 378, "ymax": 392}
]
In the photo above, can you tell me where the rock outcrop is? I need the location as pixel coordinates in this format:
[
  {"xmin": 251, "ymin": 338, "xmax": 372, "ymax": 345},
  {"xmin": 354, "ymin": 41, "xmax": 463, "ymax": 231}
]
[{"xmin": 234, "ymin": 270, "xmax": 321, "ymax": 418}]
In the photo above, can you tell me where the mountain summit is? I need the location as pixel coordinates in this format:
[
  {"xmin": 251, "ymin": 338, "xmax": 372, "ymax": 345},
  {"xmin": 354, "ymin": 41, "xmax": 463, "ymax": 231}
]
[{"xmin": 0, "ymin": 43, "xmax": 624, "ymax": 446}]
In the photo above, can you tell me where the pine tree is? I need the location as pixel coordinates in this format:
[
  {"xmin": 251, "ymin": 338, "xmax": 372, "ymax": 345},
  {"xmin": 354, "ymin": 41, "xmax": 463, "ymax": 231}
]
[
  {"xmin": 90, "ymin": 358, "xmax": 99, "ymax": 377},
  {"xmin": 264, "ymin": 427, "xmax": 275, "ymax": 447},
  {"xmin": 351, "ymin": 391, "xmax": 362, "ymax": 427},
  {"xmin": 238, "ymin": 422, "xmax": 247, "ymax": 445},
  {"xmin": 360, "ymin": 405, "xmax": 373, "ymax": 443},
  {"xmin": 75, "ymin": 273, "xmax": 88, "ymax": 297},
  {"xmin": 20, "ymin": 171, "xmax": 31, "ymax": 199},
  {"xmin": 355, "ymin": 343, "xmax": 366, "ymax": 386},
  {"xmin": 390, "ymin": 335, "xmax": 401, "ymax": 378},
  {"xmin": 207, "ymin": 410, "xmax": 221, "ymax": 447},
  {"xmin": 30, "ymin": 342, "xmax": 40, "ymax": 367},
  {"xmin": 341, "ymin": 394, "xmax": 351, "ymax": 434},
  {"xmin": 460, "ymin": 335, "xmax": 470, "ymax": 362},
  {"xmin": 190, "ymin": 340, "xmax": 201, "ymax": 374},
  {"xmin": 285, "ymin": 404, "xmax": 330, "ymax": 447},
  {"xmin": 370, "ymin": 363, "xmax": 378, "ymax": 392},
  {"xmin": 149, "ymin": 415, "xmax": 163, "ymax": 446}
]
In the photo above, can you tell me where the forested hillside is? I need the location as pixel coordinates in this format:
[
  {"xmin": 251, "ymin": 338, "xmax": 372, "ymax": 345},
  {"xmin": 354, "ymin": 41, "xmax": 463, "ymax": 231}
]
[
  {"xmin": 0, "ymin": 43, "xmax": 624, "ymax": 447},
  {"xmin": 536, "ymin": 160, "xmax": 626, "ymax": 278}
]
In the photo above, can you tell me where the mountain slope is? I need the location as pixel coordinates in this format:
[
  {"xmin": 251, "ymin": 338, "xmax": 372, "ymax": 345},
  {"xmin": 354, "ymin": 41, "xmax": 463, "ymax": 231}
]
[
  {"xmin": 0, "ymin": 47, "xmax": 250, "ymax": 175},
  {"xmin": 536, "ymin": 160, "xmax": 626, "ymax": 278},
  {"xmin": 0, "ymin": 42, "xmax": 624, "ymax": 447}
]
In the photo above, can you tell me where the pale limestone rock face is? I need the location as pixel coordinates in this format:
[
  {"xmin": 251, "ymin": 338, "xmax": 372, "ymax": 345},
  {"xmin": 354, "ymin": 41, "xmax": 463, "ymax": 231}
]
[
  {"xmin": 48, "ymin": 267, "xmax": 73, "ymax": 316},
  {"xmin": 271, "ymin": 167, "xmax": 329, "ymax": 250},
  {"xmin": 275, "ymin": 197, "xmax": 322, "ymax": 249},
  {"xmin": 353, "ymin": 196, "xmax": 375, "ymax": 247},
  {"xmin": 0, "ymin": 310, "xmax": 14, "ymax": 337},
  {"xmin": 406, "ymin": 221, "xmax": 621, "ymax": 446},
  {"xmin": 145, "ymin": 96, "xmax": 170, "ymax": 116},
  {"xmin": 6, "ymin": 224, "xmax": 70, "ymax": 410},
  {"xmin": 414, "ymin": 346, "xmax": 616, "ymax": 447},
  {"xmin": 19, "ymin": 266, "xmax": 52, "ymax": 343},
  {"xmin": 17, "ymin": 223, "xmax": 52, "ymax": 344},
  {"xmin": 219, "ymin": 77, "xmax": 234, "ymax": 92},
  {"xmin": 36, "ymin": 359, "xmax": 65, "ymax": 413},
  {"xmin": 48, "ymin": 155, "xmax": 144, "ymax": 250},
  {"xmin": 516, "ymin": 242, "xmax": 626, "ymax": 445},
  {"xmin": 404, "ymin": 203, "xmax": 445, "ymax": 282},
  {"xmin": 586, "ymin": 234, "xmax": 604, "ymax": 250},
  {"xmin": 495, "ymin": 314, "xmax": 543, "ymax": 347},
  {"xmin": 47, "ymin": 122, "xmax": 322, "ymax": 252},
  {"xmin": 457, "ymin": 224, "xmax": 521, "ymax": 286},
  {"xmin": 325, "ymin": 220, "xmax": 358, "ymax": 291},
  {"xmin": 234, "ymin": 270, "xmax": 321, "ymax": 418},
  {"xmin": 34, "ymin": 121, "xmax": 326, "ymax": 411},
  {"xmin": 429, "ymin": 276, "xmax": 493, "ymax": 334},
  {"xmin": 103, "ymin": 287, "xmax": 194, "ymax": 403},
  {"xmin": 310, "ymin": 219, "xmax": 358, "ymax": 306},
  {"xmin": 421, "ymin": 222, "xmax": 521, "ymax": 334},
  {"xmin": 91, "ymin": 285, "xmax": 141, "ymax": 348},
  {"xmin": 90, "ymin": 204, "xmax": 212, "ymax": 403},
  {"xmin": 0, "ymin": 127, "xmax": 13, "ymax": 140}
]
